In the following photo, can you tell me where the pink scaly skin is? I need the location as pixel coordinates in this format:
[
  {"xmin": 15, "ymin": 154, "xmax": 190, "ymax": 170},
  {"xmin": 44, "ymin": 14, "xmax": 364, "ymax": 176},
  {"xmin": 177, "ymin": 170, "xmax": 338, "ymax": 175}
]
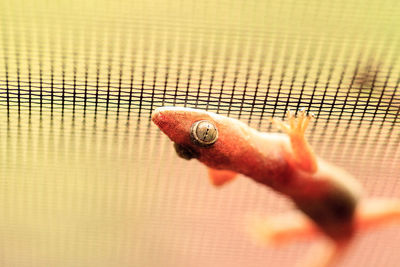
[{"xmin": 152, "ymin": 106, "xmax": 400, "ymax": 267}]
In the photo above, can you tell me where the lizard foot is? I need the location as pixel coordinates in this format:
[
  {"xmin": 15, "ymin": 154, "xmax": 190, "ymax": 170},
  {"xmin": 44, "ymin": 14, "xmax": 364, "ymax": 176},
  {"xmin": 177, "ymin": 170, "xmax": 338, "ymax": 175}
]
[
  {"xmin": 271, "ymin": 108, "xmax": 314, "ymax": 137},
  {"xmin": 270, "ymin": 108, "xmax": 317, "ymax": 173}
]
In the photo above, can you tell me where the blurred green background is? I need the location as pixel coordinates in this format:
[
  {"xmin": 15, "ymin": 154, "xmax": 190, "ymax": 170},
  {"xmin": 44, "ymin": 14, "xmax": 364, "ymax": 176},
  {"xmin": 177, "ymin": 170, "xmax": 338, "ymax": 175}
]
[{"xmin": 0, "ymin": 0, "xmax": 399, "ymax": 266}]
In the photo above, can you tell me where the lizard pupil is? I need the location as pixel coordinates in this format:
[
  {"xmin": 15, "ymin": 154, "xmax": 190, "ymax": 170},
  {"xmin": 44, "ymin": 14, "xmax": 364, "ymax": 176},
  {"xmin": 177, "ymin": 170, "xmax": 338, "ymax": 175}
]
[
  {"xmin": 200, "ymin": 125, "xmax": 210, "ymax": 141},
  {"xmin": 190, "ymin": 120, "xmax": 218, "ymax": 147}
]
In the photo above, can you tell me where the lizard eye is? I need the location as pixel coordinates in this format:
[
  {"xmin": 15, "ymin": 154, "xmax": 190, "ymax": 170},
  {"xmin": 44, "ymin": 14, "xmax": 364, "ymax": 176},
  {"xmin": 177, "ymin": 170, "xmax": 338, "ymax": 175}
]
[{"xmin": 190, "ymin": 120, "xmax": 218, "ymax": 147}]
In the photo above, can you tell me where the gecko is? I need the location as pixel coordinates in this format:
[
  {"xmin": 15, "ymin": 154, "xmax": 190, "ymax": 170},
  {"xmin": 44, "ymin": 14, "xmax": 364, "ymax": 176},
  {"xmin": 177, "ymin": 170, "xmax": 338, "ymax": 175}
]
[{"xmin": 151, "ymin": 106, "xmax": 400, "ymax": 267}]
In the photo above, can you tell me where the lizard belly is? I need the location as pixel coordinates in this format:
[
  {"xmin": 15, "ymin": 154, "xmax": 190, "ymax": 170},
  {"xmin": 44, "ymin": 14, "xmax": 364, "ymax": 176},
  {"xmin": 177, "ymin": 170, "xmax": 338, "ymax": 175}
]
[
  {"xmin": 292, "ymin": 184, "xmax": 358, "ymax": 242},
  {"xmin": 289, "ymin": 163, "xmax": 362, "ymax": 242}
]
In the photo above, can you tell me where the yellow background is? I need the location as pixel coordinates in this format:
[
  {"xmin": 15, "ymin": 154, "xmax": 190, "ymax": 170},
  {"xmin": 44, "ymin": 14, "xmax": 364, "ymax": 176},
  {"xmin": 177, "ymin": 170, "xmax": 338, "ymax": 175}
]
[{"xmin": 0, "ymin": 0, "xmax": 399, "ymax": 266}]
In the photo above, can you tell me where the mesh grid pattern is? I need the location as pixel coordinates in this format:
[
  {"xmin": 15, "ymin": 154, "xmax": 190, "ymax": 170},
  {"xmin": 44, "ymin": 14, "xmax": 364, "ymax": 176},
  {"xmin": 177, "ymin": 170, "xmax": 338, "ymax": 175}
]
[{"xmin": 0, "ymin": 0, "xmax": 399, "ymax": 266}]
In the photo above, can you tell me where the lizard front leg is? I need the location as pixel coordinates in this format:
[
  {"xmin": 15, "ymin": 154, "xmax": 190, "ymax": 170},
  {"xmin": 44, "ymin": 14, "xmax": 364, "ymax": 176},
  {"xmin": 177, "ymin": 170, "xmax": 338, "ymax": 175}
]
[{"xmin": 272, "ymin": 108, "xmax": 317, "ymax": 173}]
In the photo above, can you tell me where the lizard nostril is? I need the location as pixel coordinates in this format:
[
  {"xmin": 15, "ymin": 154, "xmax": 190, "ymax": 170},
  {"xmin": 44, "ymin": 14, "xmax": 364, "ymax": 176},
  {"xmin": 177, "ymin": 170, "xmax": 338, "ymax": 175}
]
[{"xmin": 190, "ymin": 120, "xmax": 218, "ymax": 147}]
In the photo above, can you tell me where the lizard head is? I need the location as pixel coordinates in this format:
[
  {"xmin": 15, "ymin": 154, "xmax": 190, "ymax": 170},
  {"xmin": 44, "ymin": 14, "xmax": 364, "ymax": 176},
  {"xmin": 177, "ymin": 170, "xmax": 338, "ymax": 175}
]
[{"xmin": 152, "ymin": 106, "xmax": 253, "ymax": 169}]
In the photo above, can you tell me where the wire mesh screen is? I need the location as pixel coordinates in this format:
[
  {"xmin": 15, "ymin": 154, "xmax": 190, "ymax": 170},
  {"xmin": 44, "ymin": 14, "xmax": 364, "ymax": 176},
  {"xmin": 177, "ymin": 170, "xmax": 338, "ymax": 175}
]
[{"xmin": 0, "ymin": 0, "xmax": 399, "ymax": 266}]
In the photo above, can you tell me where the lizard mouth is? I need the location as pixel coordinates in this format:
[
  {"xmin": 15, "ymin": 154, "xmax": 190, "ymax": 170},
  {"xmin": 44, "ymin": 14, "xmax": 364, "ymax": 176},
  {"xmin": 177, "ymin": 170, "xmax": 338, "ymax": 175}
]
[
  {"xmin": 151, "ymin": 108, "xmax": 164, "ymax": 127},
  {"xmin": 152, "ymin": 108, "xmax": 172, "ymax": 134}
]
